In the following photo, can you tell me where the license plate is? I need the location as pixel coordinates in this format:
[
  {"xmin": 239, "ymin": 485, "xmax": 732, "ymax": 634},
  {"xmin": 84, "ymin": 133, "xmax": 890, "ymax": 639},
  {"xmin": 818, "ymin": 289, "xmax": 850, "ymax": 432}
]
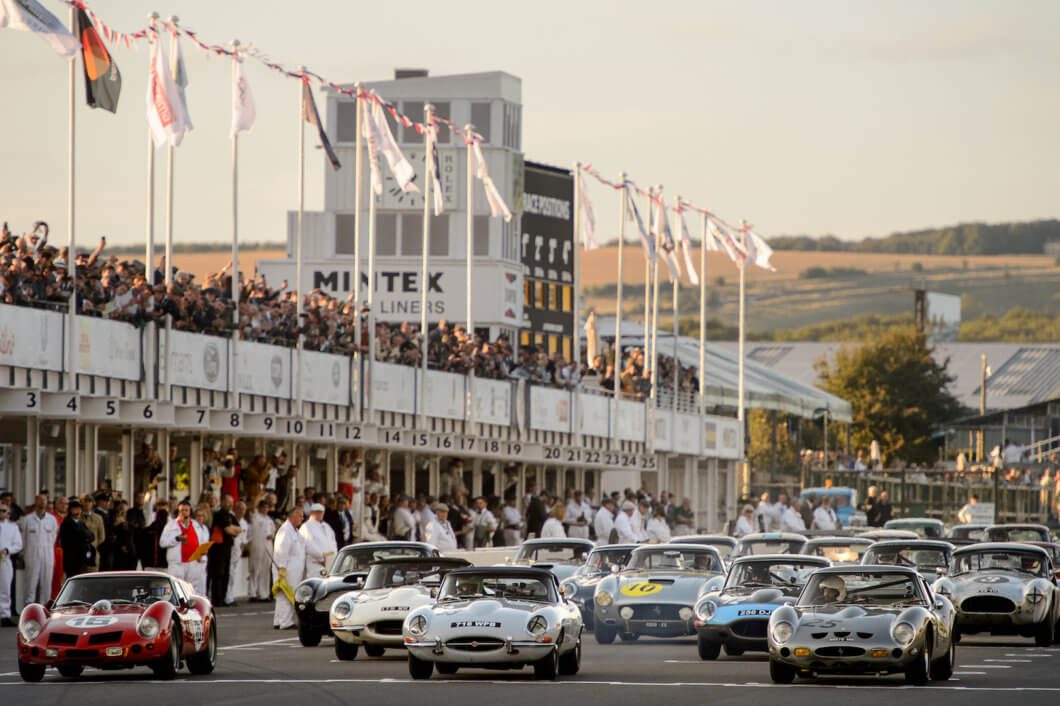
[
  {"xmin": 737, "ymin": 609, "xmax": 771, "ymax": 617},
  {"xmin": 645, "ymin": 621, "xmax": 671, "ymax": 628}
]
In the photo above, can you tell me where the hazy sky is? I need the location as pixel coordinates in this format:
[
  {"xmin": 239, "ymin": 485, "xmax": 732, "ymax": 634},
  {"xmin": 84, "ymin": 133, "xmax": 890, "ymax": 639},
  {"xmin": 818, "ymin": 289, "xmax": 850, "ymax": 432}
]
[{"xmin": 2, "ymin": 0, "xmax": 1058, "ymax": 249}]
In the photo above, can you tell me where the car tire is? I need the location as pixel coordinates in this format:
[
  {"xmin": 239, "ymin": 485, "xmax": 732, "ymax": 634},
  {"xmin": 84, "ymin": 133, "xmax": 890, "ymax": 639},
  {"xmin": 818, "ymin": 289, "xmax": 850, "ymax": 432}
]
[
  {"xmin": 364, "ymin": 643, "xmax": 386, "ymax": 658},
  {"xmin": 151, "ymin": 627, "xmax": 182, "ymax": 680},
  {"xmin": 334, "ymin": 639, "xmax": 359, "ymax": 661},
  {"xmin": 930, "ymin": 638, "xmax": 954, "ymax": 681},
  {"xmin": 724, "ymin": 643, "xmax": 744, "ymax": 657},
  {"xmin": 436, "ymin": 663, "xmax": 459, "ymax": 675},
  {"xmin": 533, "ymin": 649, "xmax": 559, "ymax": 681},
  {"xmin": 408, "ymin": 653, "xmax": 434, "ymax": 680},
  {"xmin": 769, "ymin": 658, "xmax": 796, "ymax": 684},
  {"xmin": 558, "ymin": 636, "xmax": 582, "ymax": 675},
  {"xmin": 697, "ymin": 635, "xmax": 721, "ymax": 661},
  {"xmin": 186, "ymin": 618, "xmax": 218, "ymax": 675},
  {"xmin": 18, "ymin": 658, "xmax": 46, "ymax": 683},
  {"xmin": 1034, "ymin": 610, "xmax": 1055, "ymax": 647},
  {"xmin": 297, "ymin": 623, "xmax": 322, "ymax": 647},
  {"xmin": 56, "ymin": 664, "xmax": 83, "ymax": 678},
  {"xmin": 593, "ymin": 622, "xmax": 617, "ymax": 645},
  {"xmin": 618, "ymin": 632, "xmax": 639, "ymax": 642},
  {"xmin": 905, "ymin": 643, "xmax": 930, "ymax": 685}
]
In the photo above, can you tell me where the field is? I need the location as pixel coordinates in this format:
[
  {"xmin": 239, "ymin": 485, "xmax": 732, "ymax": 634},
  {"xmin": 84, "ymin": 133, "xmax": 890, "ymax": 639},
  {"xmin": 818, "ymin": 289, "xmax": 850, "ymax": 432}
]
[{"xmin": 165, "ymin": 249, "xmax": 287, "ymax": 281}]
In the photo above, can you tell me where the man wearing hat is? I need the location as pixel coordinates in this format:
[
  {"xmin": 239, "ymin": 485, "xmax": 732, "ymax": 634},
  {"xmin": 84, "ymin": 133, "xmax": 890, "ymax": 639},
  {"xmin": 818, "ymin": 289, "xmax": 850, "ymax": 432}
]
[
  {"xmin": 594, "ymin": 497, "xmax": 617, "ymax": 544},
  {"xmin": 59, "ymin": 499, "xmax": 95, "ymax": 578},
  {"xmin": 613, "ymin": 501, "xmax": 638, "ymax": 544},
  {"xmin": 424, "ymin": 503, "xmax": 458, "ymax": 551},
  {"xmin": 299, "ymin": 503, "xmax": 337, "ymax": 578}
]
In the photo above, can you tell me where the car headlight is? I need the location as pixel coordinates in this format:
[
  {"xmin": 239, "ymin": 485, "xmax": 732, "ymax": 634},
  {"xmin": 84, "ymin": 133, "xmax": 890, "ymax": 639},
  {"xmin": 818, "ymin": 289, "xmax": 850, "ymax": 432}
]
[
  {"xmin": 527, "ymin": 615, "xmax": 548, "ymax": 636},
  {"xmin": 294, "ymin": 585, "xmax": 315, "ymax": 603},
  {"xmin": 332, "ymin": 600, "xmax": 352, "ymax": 621},
  {"xmin": 595, "ymin": 591, "xmax": 613, "ymax": 607},
  {"xmin": 407, "ymin": 614, "xmax": 428, "ymax": 637},
  {"xmin": 771, "ymin": 621, "xmax": 794, "ymax": 644},
  {"xmin": 892, "ymin": 622, "xmax": 915, "ymax": 647},
  {"xmin": 1027, "ymin": 588, "xmax": 1045, "ymax": 605},
  {"xmin": 137, "ymin": 615, "xmax": 160, "ymax": 640},
  {"xmin": 695, "ymin": 599, "xmax": 716, "ymax": 622},
  {"xmin": 19, "ymin": 619, "xmax": 42, "ymax": 642}
]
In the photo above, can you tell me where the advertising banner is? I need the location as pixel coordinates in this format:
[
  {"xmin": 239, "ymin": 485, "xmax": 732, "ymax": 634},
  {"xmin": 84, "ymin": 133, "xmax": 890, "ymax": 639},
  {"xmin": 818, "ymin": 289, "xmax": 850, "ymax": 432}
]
[
  {"xmin": 162, "ymin": 329, "xmax": 228, "ymax": 391},
  {"xmin": 77, "ymin": 316, "xmax": 140, "ymax": 380},
  {"xmin": 578, "ymin": 393, "xmax": 610, "ymax": 437},
  {"xmin": 529, "ymin": 385, "xmax": 571, "ymax": 433},
  {"xmin": 0, "ymin": 304, "xmax": 63, "ymax": 372},
  {"xmin": 236, "ymin": 341, "xmax": 291, "ymax": 398},
  {"xmin": 471, "ymin": 377, "xmax": 512, "ymax": 426},
  {"xmin": 372, "ymin": 362, "xmax": 416, "ymax": 414},
  {"xmin": 300, "ymin": 349, "xmax": 351, "ymax": 405}
]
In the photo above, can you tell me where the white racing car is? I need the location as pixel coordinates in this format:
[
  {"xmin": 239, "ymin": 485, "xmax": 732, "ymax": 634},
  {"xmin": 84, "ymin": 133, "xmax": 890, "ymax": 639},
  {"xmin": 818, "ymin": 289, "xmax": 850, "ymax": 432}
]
[{"xmin": 330, "ymin": 557, "xmax": 471, "ymax": 660}]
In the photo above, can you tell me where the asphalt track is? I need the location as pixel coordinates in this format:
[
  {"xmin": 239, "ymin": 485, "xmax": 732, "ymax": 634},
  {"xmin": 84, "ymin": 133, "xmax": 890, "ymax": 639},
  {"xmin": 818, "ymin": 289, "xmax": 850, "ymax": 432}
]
[{"xmin": 3, "ymin": 605, "xmax": 1060, "ymax": 706}]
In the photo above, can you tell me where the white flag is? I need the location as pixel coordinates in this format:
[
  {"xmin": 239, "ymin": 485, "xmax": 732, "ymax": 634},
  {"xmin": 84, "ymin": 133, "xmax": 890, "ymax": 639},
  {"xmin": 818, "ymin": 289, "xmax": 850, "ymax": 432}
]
[
  {"xmin": 360, "ymin": 96, "xmax": 383, "ymax": 195},
  {"xmin": 168, "ymin": 31, "xmax": 193, "ymax": 137},
  {"xmin": 708, "ymin": 218, "xmax": 747, "ymax": 265},
  {"xmin": 625, "ymin": 189, "xmax": 653, "ymax": 260},
  {"xmin": 428, "ymin": 127, "xmax": 444, "ymax": 216},
  {"xmin": 744, "ymin": 228, "xmax": 776, "ymax": 272},
  {"xmin": 575, "ymin": 169, "xmax": 598, "ymax": 250},
  {"xmin": 0, "ymin": 0, "xmax": 79, "ymax": 58},
  {"xmin": 145, "ymin": 35, "xmax": 188, "ymax": 148},
  {"xmin": 230, "ymin": 58, "xmax": 256, "ymax": 137},
  {"xmin": 677, "ymin": 207, "xmax": 699, "ymax": 286},
  {"xmin": 472, "ymin": 142, "xmax": 512, "ymax": 222},
  {"xmin": 363, "ymin": 96, "xmax": 417, "ymax": 195},
  {"xmin": 651, "ymin": 196, "xmax": 681, "ymax": 282}
]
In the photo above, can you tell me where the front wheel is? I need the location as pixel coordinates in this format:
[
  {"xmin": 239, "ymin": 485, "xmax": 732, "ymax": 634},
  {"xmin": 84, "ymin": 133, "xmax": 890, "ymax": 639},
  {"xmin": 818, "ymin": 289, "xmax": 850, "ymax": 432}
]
[
  {"xmin": 18, "ymin": 659, "xmax": 45, "ymax": 683},
  {"xmin": 533, "ymin": 649, "xmax": 559, "ymax": 681},
  {"xmin": 151, "ymin": 628, "xmax": 182, "ymax": 680},
  {"xmin": 697, "ymin": 635, "xmax": 721, "ymax": 660},
  {"xmin": 559, "ymin": 637, "xmax": 582, "ymax": 675},
  {"xmin": 930, "ymin": 639, "xmax": 954, "ymax": 681},
  {"xmin": 769, "ymin": 658, "xmax": 796, "ymax": 684},
  {"xmin": 905, "ymin": 644, "xmax": 930, "ymax": 685},
  {"xmin": 298, "ymin": 623, "xmax": 322, "ymax": 647},
  {"xmin": 186, "ymin": 619, "xmax": 218, "ymax": 675},
  {"xmin": 1034, "ymin": 610, "xmax": 1055, "ymax": 647},
  {"xmin": 594, "ymin": 622, "xmax": 616, "ymax": 645},
  {"xmin": 364, "ymin": 643, "xmax": 386, "ymax": 657},
  {"xmin": 334, "ymin": 639, "xmax": 359, "ymax": 661},
  {"xmin": 408, "ymin": 653, "xmax": 434, "ymax": 680}
]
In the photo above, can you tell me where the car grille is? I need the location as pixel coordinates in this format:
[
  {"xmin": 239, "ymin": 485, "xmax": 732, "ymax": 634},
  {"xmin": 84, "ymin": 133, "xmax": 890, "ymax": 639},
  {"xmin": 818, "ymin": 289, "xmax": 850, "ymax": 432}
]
[
  {"xmin": 87, "ymin": 631, "xmax": 124, "ymax": 645},
  {"xmin": 48, "ymin": 633, "xmax": 79, "ymax": 646},
  {"xmin": 729, "ymin": 619, "xmax": 768, "ymax": 638},
  {"xmin": 631, "ymin": 605, "xmax": 683, "ymax": 621},
  {"xmin": 370, "ymin": 620, "xmax": 404, "ymax": 636},
  {"xmin": 962, "ymin": 596, "xmax": 1016, "ymax": 613},
  {"xmin": 445, "ymin": 637, "xmax": 505, "ymax": 652},
  {"xmin": 65, "ymin": 649, "xmax": 98, "ymax": 659},
  {"xmin": 815, "ymin": 645, "xmax": 866, "ymax": 657}
]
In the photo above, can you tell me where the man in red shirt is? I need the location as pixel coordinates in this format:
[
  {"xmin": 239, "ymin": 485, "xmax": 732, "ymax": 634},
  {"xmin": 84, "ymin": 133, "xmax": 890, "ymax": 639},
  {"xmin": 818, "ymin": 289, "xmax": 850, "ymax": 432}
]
[{"xmin": 221, "ymin": 450, "xmax": 241, "ymax": 503}]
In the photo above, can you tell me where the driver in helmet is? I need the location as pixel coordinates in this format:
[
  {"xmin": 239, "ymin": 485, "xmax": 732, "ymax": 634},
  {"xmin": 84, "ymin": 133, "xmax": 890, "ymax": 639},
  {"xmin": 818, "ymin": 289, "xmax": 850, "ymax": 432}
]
[
  {"xmin": 816, "ymin": 575, "xmax": 846, "ymax": 604},
  {"xmin": 1020, "ymin": 555, "xmax": 1041, "ymax": 574}
]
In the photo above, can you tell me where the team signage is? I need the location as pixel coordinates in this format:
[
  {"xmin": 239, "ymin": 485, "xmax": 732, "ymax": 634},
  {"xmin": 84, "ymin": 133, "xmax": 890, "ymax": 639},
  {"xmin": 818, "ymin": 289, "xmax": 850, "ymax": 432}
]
[{"xmin": 520, "ymin": 161, "xmax": 575, "ymax": 342}]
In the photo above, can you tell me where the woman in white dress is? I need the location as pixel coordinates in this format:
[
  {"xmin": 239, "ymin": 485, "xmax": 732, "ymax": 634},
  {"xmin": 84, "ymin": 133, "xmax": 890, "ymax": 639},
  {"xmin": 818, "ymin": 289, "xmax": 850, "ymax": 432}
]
[{"xmin": 539, "ymin": 502, "xmax": 567, "ymax": 539}]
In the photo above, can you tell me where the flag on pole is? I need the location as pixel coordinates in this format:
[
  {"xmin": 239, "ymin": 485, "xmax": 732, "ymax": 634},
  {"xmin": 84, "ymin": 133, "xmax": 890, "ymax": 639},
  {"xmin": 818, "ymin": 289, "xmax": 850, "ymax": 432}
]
[
  {"xmin": 743, "ymin": 227, "xmax": 776, "ymax": 271},
  {"xmin": 169, "ymin": 30, "xmax": 193, "ymax": 134},
  {"xmin": 676, "ymin": 205, "xmax": 699, "ymax": 286},
  {"xmin": 625, "ymin": 189, "xmax": 653, "ymax": 260},
  {"xmin": 362, "ymin": 96, "xmax": 415, "ymax": 193},
  {"xmin": 708, "ymin": 218, "xmax": 748, "ymax": 265},
  {"xmin": 472, "ymin": 141, "xmax": 512, "ymax": 222},
  {"xmin": 575, "ymin": 168, "xmax": 597, "ymax": 250},
  {"xmin": 146, "ymin": 34, "xmax": 189, "ymax": 148},
  {"xmin": 651, "ymin": 195, "xmax": 681, "ymax": 282},
  {"xmin": 75, "ymin": 8, "xmax": 120, "ymax": 113},
  {"xmin": 302, "ymin": 79, "xmax": 340, "ymax": 170},
  {"xmin": 231, "ymin": 56, "xmax": 255, "ymax": 136},
  {"xmin": 428, "ymin": 124, "xmax": 444, "ymax": 215},
  {"xmin": 0, "ymin": 0, "xmax": 79, "ymax": 58}
]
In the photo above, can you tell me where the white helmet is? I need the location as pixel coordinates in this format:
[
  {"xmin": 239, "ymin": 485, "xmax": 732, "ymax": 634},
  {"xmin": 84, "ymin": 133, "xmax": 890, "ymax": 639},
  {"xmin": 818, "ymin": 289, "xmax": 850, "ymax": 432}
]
[{"xmin": 819, "ymin": 575, "xmax": 846, "ymax": 602}]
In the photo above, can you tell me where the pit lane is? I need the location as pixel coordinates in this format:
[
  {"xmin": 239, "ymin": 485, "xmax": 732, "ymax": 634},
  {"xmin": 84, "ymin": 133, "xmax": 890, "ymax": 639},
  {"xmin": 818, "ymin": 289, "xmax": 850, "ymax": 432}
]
[{"xmin": 2, "ymin": 605, "xmax": 1059, "ymax": 706}]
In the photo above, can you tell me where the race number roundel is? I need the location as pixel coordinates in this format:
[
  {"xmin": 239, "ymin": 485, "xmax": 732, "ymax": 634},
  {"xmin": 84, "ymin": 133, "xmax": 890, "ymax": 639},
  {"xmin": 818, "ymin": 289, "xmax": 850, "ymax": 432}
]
[
  {"xmin": 620, "ymin": 581, "xmax": 663, "ymax": 597},
  {"xmin": 65, "ymin": 615, "xmax": 119, "ymax": 628}
]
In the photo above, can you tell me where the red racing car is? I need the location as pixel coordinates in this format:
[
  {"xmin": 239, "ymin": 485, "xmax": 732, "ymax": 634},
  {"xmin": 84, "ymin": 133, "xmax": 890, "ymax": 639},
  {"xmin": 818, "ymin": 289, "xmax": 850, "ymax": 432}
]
[{"xmin": 16, "ymin": 570, "xmax": 217, "ymax": 681}]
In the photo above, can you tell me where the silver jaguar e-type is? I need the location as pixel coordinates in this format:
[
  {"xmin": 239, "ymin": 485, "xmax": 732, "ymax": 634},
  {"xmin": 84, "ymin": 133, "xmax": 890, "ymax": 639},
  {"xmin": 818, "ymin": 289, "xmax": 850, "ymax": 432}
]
[
  {"xmin": 767, "ymin": 565, "xmax": 956, "ymax": 684},
  {"xmin": 402, "ymin": 566, "xmax": 583, "ymax": 680}
]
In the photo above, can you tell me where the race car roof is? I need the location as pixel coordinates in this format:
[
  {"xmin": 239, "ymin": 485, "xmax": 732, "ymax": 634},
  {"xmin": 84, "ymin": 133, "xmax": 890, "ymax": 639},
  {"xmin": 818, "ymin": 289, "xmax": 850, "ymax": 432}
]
[
  {"xmin": 369, "ymin": 557, "xmax": 471, "ymax": 567},
  {"xmin": 866, "ymin": 540, "xmax": 955, "ymax": 551},
  {"xmin": 729, "ymin": 553, "xmax": 830, "ymax": 565},
  {"xmin": 952, "ymin": 542, "xmax": 1050, "ymax": 557}
]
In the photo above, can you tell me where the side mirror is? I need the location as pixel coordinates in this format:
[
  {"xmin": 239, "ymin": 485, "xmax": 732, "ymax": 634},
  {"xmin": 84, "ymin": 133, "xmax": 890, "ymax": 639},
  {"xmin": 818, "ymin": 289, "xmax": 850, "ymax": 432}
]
[{"xmin": 934, "ymin": 596, "xmax": 945, "ymax": 610}]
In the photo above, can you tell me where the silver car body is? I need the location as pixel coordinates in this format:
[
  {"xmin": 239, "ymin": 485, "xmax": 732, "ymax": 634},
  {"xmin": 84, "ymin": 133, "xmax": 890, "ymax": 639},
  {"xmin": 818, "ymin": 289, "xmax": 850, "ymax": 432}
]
[
  {"xmin": 802, "ymin": 537, "xmax": 875, "ymax": 565},
  {"xmin": 732, "ymin": 533, "xmax": 807, "ymax": 559},
  {"xmin": 559, "ymin": 544, "xmax": 638, "ymax": 628},
  {"xmin": 861, "ymin": 540, "xmax": 954, "ymax": 582},
  {"xmin": 884, "ymin": 518, "xmax": 946, "ymax": 540},
  {"xmin": 671, "ymin": 535, "xmax": 737, "ymax": 567},
  {"xmin": 510, "ymin": 538, "xmax": 595, "ymax": 582}
]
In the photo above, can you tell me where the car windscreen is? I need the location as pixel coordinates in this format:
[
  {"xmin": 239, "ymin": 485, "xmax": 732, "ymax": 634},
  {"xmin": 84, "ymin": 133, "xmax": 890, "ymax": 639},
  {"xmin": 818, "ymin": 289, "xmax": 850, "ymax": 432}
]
[
  {"xmin": 952, "ymin": 527, "xmax": 985, "ymax": 541},
  {"xmin": 887, "ymin": 522, "xmax": 943, "ymax": 539},
  {"xmin": 55, "ymin": 575, "xmax": 176, "ymax": 607},
  {"xmin": 627, "ymin": 548, "xmax": 720, "ymax": 572},
  {"xmin": 438, "ymin": 574, "xmax": 555, "ymax": 602},
  {"xmin": 865, "ymin": 547, "xmax": 949, "ymax": 570},
  {"xmin": 798, "ymin": 572, "xmax": 925, "ymax": 607},
  {"xmin": 736, "ymin": 540, "xmax": 805, "ymax": 556},
  {"xmin": 331, "ymin": 546, "xmax": 428, "ymax": 575},
  {"xmin": 724, "ymin": 561, "xmax": 824, "ymax": 592},
  {"xmin": 952, "ymin": 550, "xmax": 1047, "ymax": 577},
  {"xmin": 363, "ymin": 562, "xmax": 460, "ymax": 590},
  {"xmin": 808, "ymin": 543, "xmax": 871, "ymax": 563},
  {"xmin": 584, "ymin": 548, "xmax": 633, "ymax": 573},
  {"xmin": 987, "ymin": 528, "xmax": 1049, "ymax": 543},
  {"xmin": 515, "ymin": 543, "xmax": 591, "ymax": 565}
]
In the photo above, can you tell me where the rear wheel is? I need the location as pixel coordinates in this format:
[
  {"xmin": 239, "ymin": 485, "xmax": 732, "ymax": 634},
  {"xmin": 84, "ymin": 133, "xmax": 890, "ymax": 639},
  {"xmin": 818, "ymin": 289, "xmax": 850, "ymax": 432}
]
[
  {"xmin": 334, "ymin": 639, "xmax": 359, "ymax": 661},
  {"xmin": 297, "ymin": 623, "xmax": 322, "ymax": 647},
  {"xmin": 769, "ymin": 659, "xmax": 796, "ymax": 684},
  {"xmin": 593, "ymin": 622, "xmax": 616, "ymax": 645},
  {"xmin": 364, "ymin": 643, "xmax": 386, "ymax": 658},
  {"xmin": 408, "ymin": 653, "xmax": 434, "ymax": 680},
  {"xmin": 17, "ymin": 659, "xmax": 45, "ymax": 683},
  {"xmin": 436, "ymin": 663, "xmax": 459, "ymax": 675},
  {"xmin": 186, "ymin": 618, "xmax": 218, "ymax": 675},
  {"xmin": 151, "ymin": 628, "xmax": 182, "ymax": 680},
  {"xmin": 930, "ymin": 638, "xmax": 954, "ymax": 681},
  {"xmin": 56, "ymin": 665, "xmax": 83, "ymax": 678},
  {"xmin": 905, "ymin": 644, "xmax": 930, "ymax": 685},
  {"xmin": 1034, "ymin": 610, "xmax": 1055, "ymax": 647},
  {"xmin": 697, "ymin": 635, "xmax": 721, "ymax": 660},
  {"xmin": 558, "ymin": 636, "xmax": 582, "ymax": 675},
  {"xmin": 724, "ymin": 643, "xmax": 745, "ymax": 657},
  {"xmin": 533, "ymin": 649, "xmax": 559, "ymax": 681}
]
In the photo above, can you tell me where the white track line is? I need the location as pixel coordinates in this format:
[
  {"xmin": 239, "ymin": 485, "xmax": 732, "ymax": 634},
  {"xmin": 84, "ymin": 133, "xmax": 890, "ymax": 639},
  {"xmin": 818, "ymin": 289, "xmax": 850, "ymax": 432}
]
[
  {"xmin": 984, "ymin": 659, "xmax": 1030, "ymax": 662},
  {"xmin": 961, "ymin": 664, "xmax": 1011, "ymax": 669},
  {"xmin": 217, "ymin": 637, "xmax": 300, "ymax": 651}
]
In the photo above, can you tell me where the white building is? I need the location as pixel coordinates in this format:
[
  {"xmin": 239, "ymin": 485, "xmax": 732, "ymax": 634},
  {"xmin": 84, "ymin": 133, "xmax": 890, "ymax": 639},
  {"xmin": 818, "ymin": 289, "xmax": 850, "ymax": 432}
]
[{"xmin": 259, "ymin": 69, "xmax": 525, "ymax": 343}]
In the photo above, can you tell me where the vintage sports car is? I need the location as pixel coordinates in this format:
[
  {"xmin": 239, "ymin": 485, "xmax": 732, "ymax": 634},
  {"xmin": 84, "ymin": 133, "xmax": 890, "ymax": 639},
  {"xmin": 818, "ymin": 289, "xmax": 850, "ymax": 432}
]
[
  {"xmin": 694, "ymin": 554, "xmax": 829, "ymax": 660},
  {"xmin": 857, "ymin": 529, "xmax": 919, "ymax": 542},
  {"xmin": 802, "ymin": 537, "xmax": 875, "ymax": 565},
  {"xmin": 16, "ymin": 571, "xmax": 216, "ymax": 682},
  {"xmin": 731, "ymin": 533, "xmax": 807, "ymax": 559},
  {"xmin": 330, "ymin": 556, "xmax": 470, "ymax": 660},
  {"xmin": 294, "ymin": 541, "xmax": 438, "ymax": 646},
  {"xmin": 945, "ymin": 524, "xmax": 987, "ymax": 547},
  {"xmin": 671, "ymin": 535, "xmax": 737, "ymax": 567},
  {"xmin": 984, "ymin": 524, "xmax": 1052, "ymax": 543},
  {"xmin": 767, "ymin": 565, "xmax": 956, "ymax": 684},
  {"xmin": 592, "ymin": 544, "xmax": 723, "ymax": 643},
  {"xmin": 933, "ymin": 542, "xmax": 1060, "ymax": 645},
  {"xmin": 403, "ymin": 566, "xmax": 582, "ymax": 680},
  {"xmin": 884, "ymin": 518, "xmax": 945, "ymax": 539},
  {"xmin": 559, "ymin": 544, "xmax": 637, "ymax": 628},
  {"xmin": 861, "ymin": 540, "xmax": 954, "ymax": 581},
  {"xmin": 510, "ymin": 538, "xmax": 594, "ymax": 582}
]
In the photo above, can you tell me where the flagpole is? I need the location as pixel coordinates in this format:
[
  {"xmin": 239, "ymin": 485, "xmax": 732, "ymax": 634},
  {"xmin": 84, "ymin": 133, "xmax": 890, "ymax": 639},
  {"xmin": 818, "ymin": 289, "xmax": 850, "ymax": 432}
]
[
  {"xmin": 672, "ymin": 196, "xmax": 680, "ymax": 417},
  {"xmin": 612, "ymin": 172, "xmax": 626, "ymax": 439},
  {"xmin": 145, "ymin": 12, "xmax": 158, "ymax": 397},
  {"xmin": 353, "ymin": 84, "xmax": 363, "ymax": 409},
  {"xmin": 649, "ymin": 187, "xmax": 662, "ymax": 403},
  {"xmin": 163, "ymin": 16, "xmax": 179, "ymax": 403},
  {"xmin": 642, "ymin": 189, "xmax": 651, "ymax": 363},
  {"xmin": 296, "ymin": 68, "xmax": 307, "ymax": 414},
  {"xmin": 573, "ymin": 162, "xmax": 582, "ymax": 371},
  {"xmin": 419, "ymin": 104, "xmax": 435, "ymax": 427},
  {"xmin": 230, "ymin": 39, "xmax": 241, "ymax": 402},
  {"xmin": 698, "ymin": 213, "xmax": 708, "ymax": 417},
  {"xmin": 465, "ymin": 126, "xmax": 474, "ymax": 360},
  {"xmin": 738, "ymin": 220, "xmax": 748, "ymax": 498},
  {"xmin": 365, "ymin": 100, "xmax": 377, "ymax": 423},
  {"xmin": 66, "ymin": 3, "xmax": 77, "ymax": 393}
]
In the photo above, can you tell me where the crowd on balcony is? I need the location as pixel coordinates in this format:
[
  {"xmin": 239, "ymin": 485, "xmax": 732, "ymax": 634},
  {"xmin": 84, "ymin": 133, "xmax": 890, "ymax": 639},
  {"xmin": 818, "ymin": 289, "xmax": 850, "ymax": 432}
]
[{"xmin": 1, "ymin": 221, "xmax": 697, "ymax": 398}]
